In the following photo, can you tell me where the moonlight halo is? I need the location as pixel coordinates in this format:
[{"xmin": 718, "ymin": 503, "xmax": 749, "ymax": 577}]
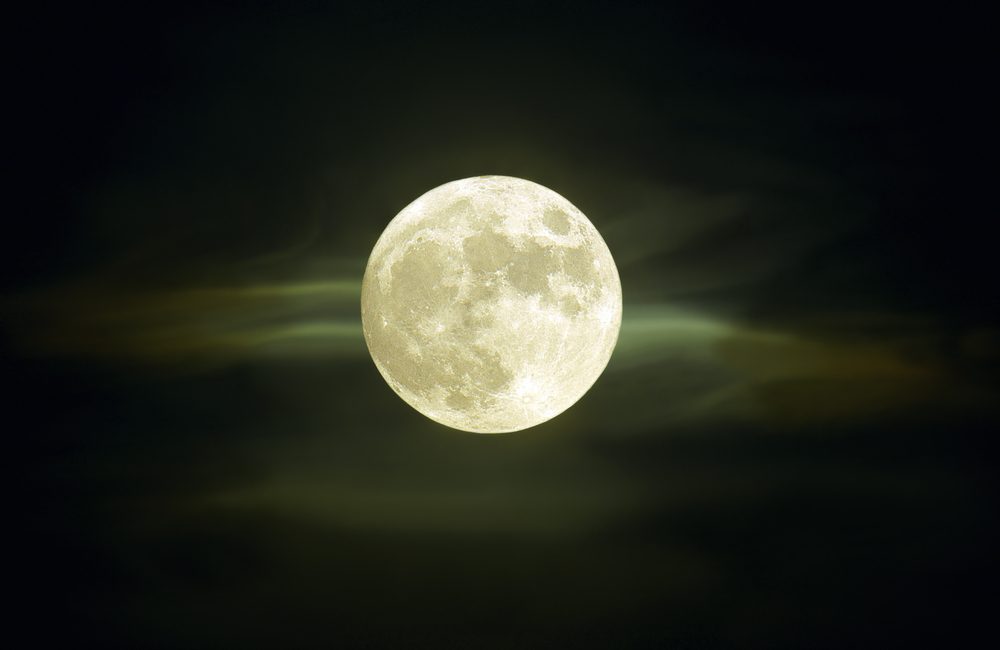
[{"xmin": 361, "ymin": 176, "xmax": 622, "ymax": 433}]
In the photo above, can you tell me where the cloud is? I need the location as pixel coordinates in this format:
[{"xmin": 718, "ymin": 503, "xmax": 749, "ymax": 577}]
[
  {"xmin": 4, "ymin": 277, "xmax": 365, "ymax": 368},
  {"xmin": 593, "ymin": 304, "xmax": 964, "ymax": 432}
]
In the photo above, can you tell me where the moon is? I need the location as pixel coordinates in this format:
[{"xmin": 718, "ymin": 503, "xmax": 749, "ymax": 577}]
[{"xmin": 361, "ymin": 176, "xmax": 622, "ymax": 433}]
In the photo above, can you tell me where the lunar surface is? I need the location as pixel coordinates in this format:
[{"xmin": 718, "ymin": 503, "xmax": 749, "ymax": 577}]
[{"xmin": 361, "ymin": 176, "xmax": 622, "ymax": 433}]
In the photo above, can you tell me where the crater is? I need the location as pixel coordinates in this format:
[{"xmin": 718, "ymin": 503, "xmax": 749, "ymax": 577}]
[
  {"xmin": 560, "ymin": 245, "xmax": 594, "ymax": 281},
  {"xmin": 462, "ymin": 230, "xmax": 517, "ymax": 274},
  {"xmin": 543, "ymin": 208, "xmax": 571, "ymax": 235},
  {"xmin": 507, "ymin": 240, "xmax": 557, "ymax": 295},
  {"xmin": 559, "ymin": 295, "xmax": 583, "ymax": 317},
  {"xmin": 446, "ymin": 390, "xmax": 474, "ymax": 411},
  {"xmin": 389, "ymin": 241, "xmax": 457, "ymax": 307}
]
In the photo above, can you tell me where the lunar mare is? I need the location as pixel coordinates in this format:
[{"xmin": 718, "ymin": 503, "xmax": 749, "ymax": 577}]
[{"xmin": 361, "ymin": 176, "xmax": 622, "ymax": 433}]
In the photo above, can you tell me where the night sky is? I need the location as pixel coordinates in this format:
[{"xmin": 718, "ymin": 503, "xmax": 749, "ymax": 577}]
[{"xmin": 6, "ymin": 2, "xmax": 998, "ymax": 648}]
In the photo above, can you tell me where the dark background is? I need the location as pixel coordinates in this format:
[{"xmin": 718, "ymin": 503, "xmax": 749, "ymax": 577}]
[{"xmin": 5, "ymin": 2, "xmax": 997, "ymax": 648}]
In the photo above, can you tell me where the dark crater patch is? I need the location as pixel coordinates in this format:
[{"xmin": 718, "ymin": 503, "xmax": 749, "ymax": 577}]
[
  {"xmin": 542, "ymin": 208, "xmax": 571, "ymax": 235},
  {"xmin": 507, "ymin": 241, "xmax": 556, "ymax": 295}
]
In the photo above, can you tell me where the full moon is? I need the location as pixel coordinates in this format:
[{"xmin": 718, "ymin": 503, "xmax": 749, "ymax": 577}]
[{"xmin": 361, "ymin": 176, "xmax": 622, "ymax": 433}]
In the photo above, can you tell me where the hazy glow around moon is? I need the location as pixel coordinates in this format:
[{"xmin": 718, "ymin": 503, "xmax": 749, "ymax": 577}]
[{"xmin": 361, "ymin": 176, "xmax": 622, "ymax": 433}]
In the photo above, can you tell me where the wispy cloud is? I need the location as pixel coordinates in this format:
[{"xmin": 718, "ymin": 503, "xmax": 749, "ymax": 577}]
[{"xmin": 5, "ymin": 278, "xmax": 365, "ymax": 367}]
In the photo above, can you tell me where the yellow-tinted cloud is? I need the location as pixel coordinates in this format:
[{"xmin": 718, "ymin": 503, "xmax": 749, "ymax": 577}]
[
  {"xmin": 5, "ymin": 282, "xmax": 984, "ymax": 427},
  {"xmin": 5, "ymin": 278, "xmax": 365, "ymax": 368}
]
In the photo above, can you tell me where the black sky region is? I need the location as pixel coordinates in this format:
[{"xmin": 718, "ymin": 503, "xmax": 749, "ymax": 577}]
[{"xmin": 5, "ymin": 2, "xmax": 998, "ymax": 648}]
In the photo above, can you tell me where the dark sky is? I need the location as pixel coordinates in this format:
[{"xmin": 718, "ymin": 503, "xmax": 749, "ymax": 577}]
[{"xmin": 5, "ymin": 2, "xmax": 998, "ymax": 648}]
